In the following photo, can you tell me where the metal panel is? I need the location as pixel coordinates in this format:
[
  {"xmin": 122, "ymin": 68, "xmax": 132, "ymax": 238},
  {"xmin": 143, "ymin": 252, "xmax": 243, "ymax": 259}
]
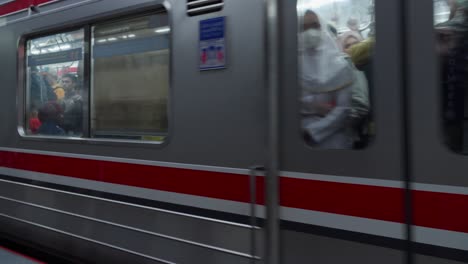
[
  {"xmin": 0, "ymin": 0, "xmax": 268, "ymax": 262},
  {"xmin": 0, "ymin": 179, "xmax": 258, "ymax": 255},
  {"xmin": 2, "ymin": 0, "xmax": 267, "ymax": 168},
  {"xmin": 282, "ymin": 230, "xmax": 403, "ymax": 264},
  {"xmin": 407, "ymin": 0, "xmax": 468, "ymax": 187},
  {"xmin": 0, "ymin": 181, "xmax": 264, "ymax": 263},
  {"xmin": 407, "ymin": 0, "xmax": 468, "ymax": 262},
  {"xmin": 415, "ymin": 254, "xmax": 467, "ymax": 264}
]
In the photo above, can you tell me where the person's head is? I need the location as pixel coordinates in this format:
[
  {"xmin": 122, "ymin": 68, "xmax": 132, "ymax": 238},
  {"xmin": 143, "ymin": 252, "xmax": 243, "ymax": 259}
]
[
  {"xmin": 38, "ymin": 102, "xmax": 62, "ymax": 123},
  {"xmin": 303, "ymin": 10, "xmax": 321, "ymax": 31},
  {"xmin": 338, "ymin": 31, "xmax": 362, "ymax": 52},
  {"xmin": 300, "ymin": 10, "xmax": 323, "ymax": 50},
  {"xmin": 31, "ymin": 110, "xmax": 38, "ymax": 118},
  {"xmin": 61, "ymin": 74, "xmax": 77, "ymax": 92},
  {"xmin": 347, "ymin": 18, "xmax": 359, "ymax": 32},
  {"xmin": 41, "ymin": 72, "xmax": 58, "ymax": 86}
]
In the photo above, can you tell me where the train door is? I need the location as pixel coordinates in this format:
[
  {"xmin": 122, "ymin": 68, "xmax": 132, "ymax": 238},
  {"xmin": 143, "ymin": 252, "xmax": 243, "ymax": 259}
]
[
  {"xmin": 274, "ymin": 0, "xmax": 408, "ymax": 263},
  {"xmin": 407, "ymin": 0, "xmax": 468, "ymax": 263}
]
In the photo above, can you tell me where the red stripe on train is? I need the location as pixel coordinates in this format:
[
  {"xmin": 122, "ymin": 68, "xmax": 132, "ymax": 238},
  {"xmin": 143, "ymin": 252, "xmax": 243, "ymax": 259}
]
[
  {"xmin": 0, "ymin": 150, "xmax": 467, "ymax": 234},
  {"xmin": 279, "ymin": 176, "xmax": 405, "ymax": 223},
  {"xmin": 413, "ymin": 190, "xmax": 468, "ymax": 234},
  {"xmin": 280, "ymin": 176, "xmax": 468, "ymax": 234},
  {"xmin": 0, "ymin": 151, "xmax": 263, "ymax": 204},
  {"xmin": 0, "ymin": 0, "xmax": 56, "ymax": 16}
]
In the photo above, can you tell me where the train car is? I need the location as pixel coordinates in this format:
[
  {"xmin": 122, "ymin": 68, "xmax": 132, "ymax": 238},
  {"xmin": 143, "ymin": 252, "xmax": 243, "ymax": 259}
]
[{"xmin": 0, "ymin": 0, "xmax": 466, "ymax": 263}]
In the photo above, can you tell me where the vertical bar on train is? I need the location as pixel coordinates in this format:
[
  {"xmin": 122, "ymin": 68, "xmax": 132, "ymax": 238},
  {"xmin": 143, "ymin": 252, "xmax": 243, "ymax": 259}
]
[{"xmin": 266, "ymin": 0, "xmax": 280, "ymax": 263}]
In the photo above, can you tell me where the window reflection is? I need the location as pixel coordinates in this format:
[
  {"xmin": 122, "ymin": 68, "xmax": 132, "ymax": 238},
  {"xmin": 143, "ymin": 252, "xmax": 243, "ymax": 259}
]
[
  {"xmin": 91, "ymin": 13, "xmax": 170, "ymax": 141},
  {"xmin": 435, "ymin": 0, "xmax": 468, "ymax": 152},
  {"xmin": 297, "ymin": 0, "xmax": 374, "ymax": 149}
]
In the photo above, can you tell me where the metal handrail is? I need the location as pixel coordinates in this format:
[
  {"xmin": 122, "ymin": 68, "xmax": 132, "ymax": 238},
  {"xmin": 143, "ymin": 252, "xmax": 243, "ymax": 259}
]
[
  {"xmin": 0, "ymin": 177, "xmax": 257, "ymax": 229},
  {"xmin": 0, "ymin": 194, "xmax": 260, "ymax": 260},
  {"xmin": 0, "ymin": 213, "xmax": 175, "ymax": 264},
  {"xmin": 187, "ymin": 3, "xmax": 223, "ymax": 15},
  {"xmin": 187, "ymin": 0, "xmax": 221, "ymax": 8},
  {"xmin": 249, "ymin": 166, "xmax": 265, "ymax": 263}
]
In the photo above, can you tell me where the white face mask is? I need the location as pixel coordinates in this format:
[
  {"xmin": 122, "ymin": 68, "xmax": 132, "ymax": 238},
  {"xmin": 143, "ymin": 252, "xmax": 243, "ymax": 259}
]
[{"xmin": 301, "ymin": 29, "xmax": 322, "ymax": 50}]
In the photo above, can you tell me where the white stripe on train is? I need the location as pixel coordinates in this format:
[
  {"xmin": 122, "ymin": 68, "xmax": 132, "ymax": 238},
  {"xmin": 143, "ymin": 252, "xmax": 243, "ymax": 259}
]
[{"xmin": 0, "ymin": 166, "xmax": 467, "ymax": 251}]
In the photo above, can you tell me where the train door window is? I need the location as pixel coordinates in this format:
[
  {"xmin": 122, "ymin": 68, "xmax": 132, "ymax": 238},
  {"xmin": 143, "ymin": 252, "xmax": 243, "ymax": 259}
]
[
  {"xmin": 91, "ymin": 13, "xmax": 170, "ymax": 141},
  {"xmin": 434, "ymin": 0, "xmax": 468, "ymax": 153},
  {"xmin": 25, "ymin": 29, "xmax": 85, "ymax": 137},
  {"xmin": 297, "ymin": 0, "xmax": 375, "ymax": 149}
]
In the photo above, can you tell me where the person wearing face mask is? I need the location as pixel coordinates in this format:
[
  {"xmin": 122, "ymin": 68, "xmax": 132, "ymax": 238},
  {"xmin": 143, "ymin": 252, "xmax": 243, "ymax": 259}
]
[{"xmin": 299, "ymin": 10, "xmax": 356, "ymax": 149}]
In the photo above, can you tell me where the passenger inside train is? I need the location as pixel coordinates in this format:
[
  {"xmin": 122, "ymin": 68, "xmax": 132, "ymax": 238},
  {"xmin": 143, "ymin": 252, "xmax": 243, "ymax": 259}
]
[
  {"xmin": 37, "ymin": 101, "xmax": 65, "ymax": 136},
  {"xmin": 298, "ymin": 0, "xmax": 373, "ymax": 150},
  {"xmin": 338, "ymin": 31, "xmax": 362, "ymax": 51},
  {"xmin": 297, "ymin": 0, "xmax": 468, "ymax": 153},
  {"xmin": 28, "ymin": 71, "xmax": 83, "ymax": 136},
  {"xmin": 26, "ymin": 29, "xmax": 85, "ymax": 137},
  {"xmin": 60, "ymin": 73, "xmax": 83, "ymax": 136},
  {"xmin": 346, "ymin": 17, "xmax": 362, "ymax": 38},
  {"xmin": 23, "ymin": 14, "xmax": 170, "ymax": 141},
  {"xmin": 28, "ymin": 109, "xmax": 41, "ymax": 134}
]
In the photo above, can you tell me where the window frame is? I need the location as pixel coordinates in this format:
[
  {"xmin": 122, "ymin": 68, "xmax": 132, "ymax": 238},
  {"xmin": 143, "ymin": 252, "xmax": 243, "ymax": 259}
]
[
  {"xmin": 17, "ymin": 3, "xmax": 173, "ymax": 147},
  {"xmin": 277, "ymin": 0, "xmax": 404, "ymax": 181},
  {"xmin": 403, "ymin": 0, "xmax": 468, "ymax": 187},
  {"xmin": 90, "ymin": 13, "xmax": 171, "ymax": 140}
]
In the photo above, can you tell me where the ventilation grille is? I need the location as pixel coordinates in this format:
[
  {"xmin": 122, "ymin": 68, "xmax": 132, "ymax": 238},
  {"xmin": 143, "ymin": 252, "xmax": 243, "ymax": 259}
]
[{"xmin": 187, "ymin": 0, "xmax": 224, "ymax": 16}]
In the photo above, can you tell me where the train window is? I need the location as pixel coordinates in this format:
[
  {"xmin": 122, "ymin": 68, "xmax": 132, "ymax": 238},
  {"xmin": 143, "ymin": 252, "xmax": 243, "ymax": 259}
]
[
  {"xmin": 91, "ymin": 13, "xmax": 170, "ymax": 141},
  {"xmin": 297, "ymin": 0, "xmax": 375, "ymax": 149},
  {"xmin": 25, "ymin": 29, "xmax": 85, "ymax": 137},
  {"xmin": 435, "ymin": 0, "xmax": 468, "ymax": 153},
  {"xmin": 22, "ymin": 10, "xmax": 170, "ymax": 143}
]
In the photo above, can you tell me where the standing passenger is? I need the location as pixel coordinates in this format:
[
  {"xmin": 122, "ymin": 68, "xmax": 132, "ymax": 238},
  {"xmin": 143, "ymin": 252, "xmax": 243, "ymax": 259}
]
[
  {"xmin": 42, "ymin": 72, "xmax": 65, "ymax": 100},
  {"xmin": 61, "ymin": 74, "xmax": 83, "ymax": 135},
  {"xmin": 338, "ymin": 31, "xmax": 370, "ymax": 148},
  {"xmin": 29, "ymin": 68, "xmax": 57, "ymax": 110},
  {"xmin": 338, "ymin": 31, "xmax": 362, "ymax": 51},
  {"xmin": 29, "ymin": 110, "xmax": 41, "ymax": 134},
  {"xmin": 37, "ymin": 102, "xmax": 65, "ymax": 136},
  {"xmin": 346, "ymin": 18, "xmax": 363, "ymax": 39},
  {"xmin": 299, "ymin": 10, "xmax": 354, "ymax": 149}
]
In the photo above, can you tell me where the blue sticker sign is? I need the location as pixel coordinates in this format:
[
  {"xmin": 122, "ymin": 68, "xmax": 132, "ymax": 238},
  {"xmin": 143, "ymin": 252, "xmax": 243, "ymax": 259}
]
[{"xmin": 199, "ymin": 17, "xmax": 226, "ymax": 70}]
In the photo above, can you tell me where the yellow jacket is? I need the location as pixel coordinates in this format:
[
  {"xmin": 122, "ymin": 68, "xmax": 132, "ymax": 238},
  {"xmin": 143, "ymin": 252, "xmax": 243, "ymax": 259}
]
[
  {"xmin": 53, "ymin": 84, "xmax": 65, "ymax": 100},
  {"xmin": 346, "ymin": 37, "xmax": 375, "ymax": 67}
]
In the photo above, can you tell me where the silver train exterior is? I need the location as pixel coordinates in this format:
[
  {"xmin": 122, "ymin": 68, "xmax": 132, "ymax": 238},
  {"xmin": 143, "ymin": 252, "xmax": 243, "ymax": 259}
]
[{"xmin": 0, "ymin": 0, "xmax": 466, "ymax": 263}]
